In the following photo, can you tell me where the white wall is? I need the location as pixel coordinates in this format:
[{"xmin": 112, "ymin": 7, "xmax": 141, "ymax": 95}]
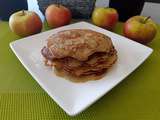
[
  {"xmin": 141, "ymin": 2, "xmax": 160, "ymax": 23},
  {"xmin": 95, "ymin": 0, "xmax": 109, "ymax": 7}
]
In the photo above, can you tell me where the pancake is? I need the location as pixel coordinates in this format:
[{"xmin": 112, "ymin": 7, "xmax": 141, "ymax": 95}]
[
  {"xmin": 44, "ymin": 29, "xmax": 113, "ymax": 61},
  {"xmin": 41, "ymin": 29, "xmax": 117, "ymax": 79}
]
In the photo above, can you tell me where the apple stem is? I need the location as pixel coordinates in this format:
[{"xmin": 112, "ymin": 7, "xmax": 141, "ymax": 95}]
[
  {"xmin": 56, "ymin": 4, "xmax": 60, "ymax": 7},
  {"xmin": 143, "ymin": 16, "xmax": 151, "ymax": 23},
  {"xmin": 21, "ymin": 10, "xmax": 25, "ymax": 16}
]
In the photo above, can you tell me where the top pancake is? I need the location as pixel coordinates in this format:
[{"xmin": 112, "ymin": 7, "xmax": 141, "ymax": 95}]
[{"xmin": 46, "ymin": 29, "xmax": 113, "ymax": 61}]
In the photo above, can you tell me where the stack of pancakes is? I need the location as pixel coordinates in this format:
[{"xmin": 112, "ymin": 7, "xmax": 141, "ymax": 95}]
[{"xmin": 41, "ymin": 29, "xmax": 117, "ymax": 77}]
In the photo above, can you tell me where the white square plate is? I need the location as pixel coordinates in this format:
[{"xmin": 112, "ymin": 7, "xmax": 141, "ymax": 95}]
[{"xmin": 10, "ymin": 22, "xmax": 153, "ymax": 116}]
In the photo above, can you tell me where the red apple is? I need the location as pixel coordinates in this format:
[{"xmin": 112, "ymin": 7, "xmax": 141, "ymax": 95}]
[
  {"xmin": 92, "ymin": 7, "xmax": 118, "ymax": 30},
  {"xmin": 124, "ymin": 16, "xmax": 157, "ymax": 44},
  {"xmin": 45, "ymin": 4, "xmax": 72, "ymax": 28},
  {"xmin": 9, "ymin": 10, "xmax": 42, "ymax": 37}
]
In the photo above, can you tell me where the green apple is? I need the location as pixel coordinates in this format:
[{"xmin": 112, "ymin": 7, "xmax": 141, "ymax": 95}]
[
  {"xmin": 124, "ymin": 16, "xmax": 157, "ymax": 44},
  {"xmin": 9, "ymin": 10, "xmax": 42, "ymax": 37},
  {"xmin": 92, "ymin": 7, "xmax": 119, "ymax": 30}
]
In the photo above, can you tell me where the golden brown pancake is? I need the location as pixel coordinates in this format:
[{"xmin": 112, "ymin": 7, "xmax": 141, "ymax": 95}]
[
  {"xmin": 41, "ymin": 29, "xmax": 117, "ymax": 78},
  {"xmin": 46, "ymin": 29, "xmax": 113, "ymax": 61}
]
